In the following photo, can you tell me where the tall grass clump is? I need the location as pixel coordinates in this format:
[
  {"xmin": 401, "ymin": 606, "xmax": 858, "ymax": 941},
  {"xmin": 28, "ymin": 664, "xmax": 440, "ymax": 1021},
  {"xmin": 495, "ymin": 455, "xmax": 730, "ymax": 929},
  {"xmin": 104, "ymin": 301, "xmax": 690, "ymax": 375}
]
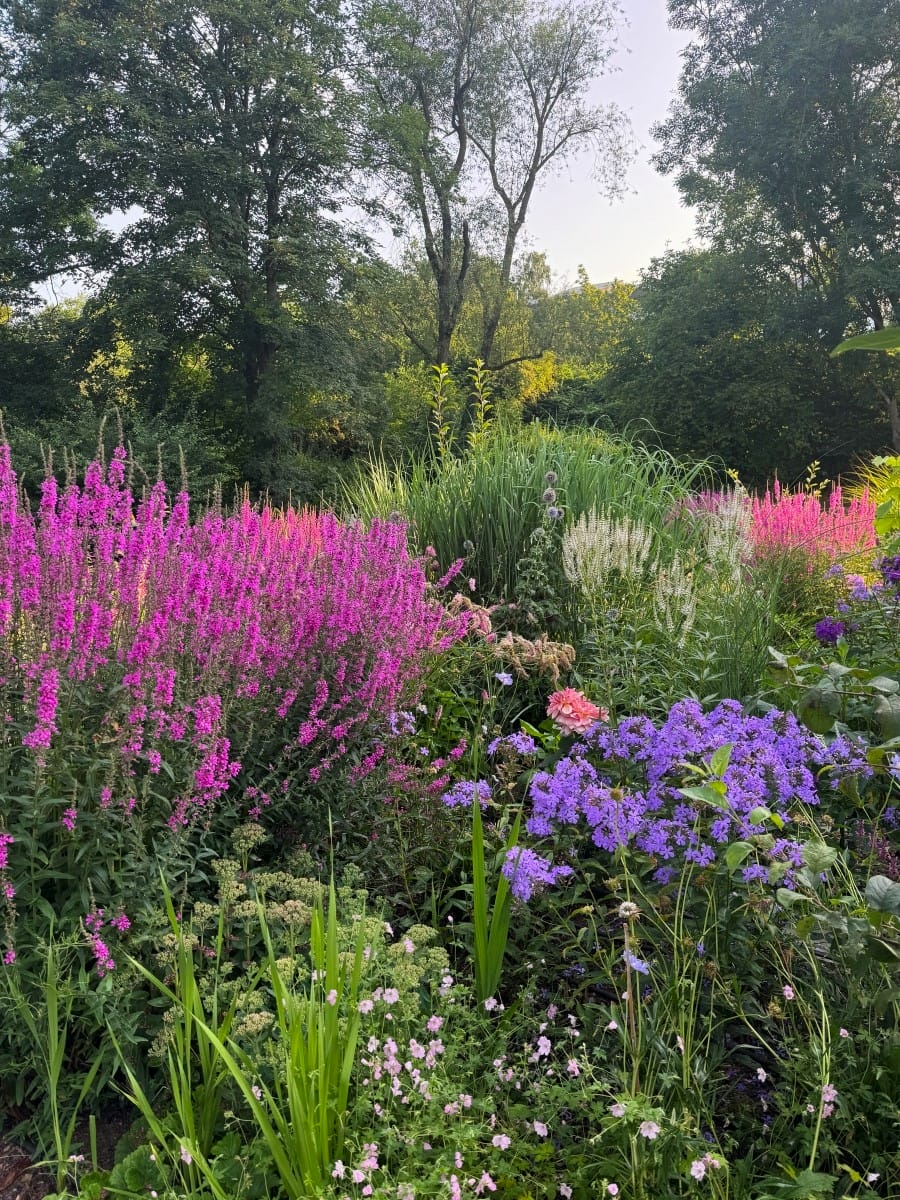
[{"xmin": 344, "ymin": 424, "xmax": 712, "ymax": 608}]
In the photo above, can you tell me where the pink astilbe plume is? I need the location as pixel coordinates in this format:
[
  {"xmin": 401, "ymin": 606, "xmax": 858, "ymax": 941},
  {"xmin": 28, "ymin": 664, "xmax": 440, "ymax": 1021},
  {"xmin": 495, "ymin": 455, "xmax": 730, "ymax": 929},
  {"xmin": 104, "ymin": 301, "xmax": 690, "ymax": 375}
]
[{"xmin": 749, "ymin": 481, "xmax": 875, "ymax": 566}]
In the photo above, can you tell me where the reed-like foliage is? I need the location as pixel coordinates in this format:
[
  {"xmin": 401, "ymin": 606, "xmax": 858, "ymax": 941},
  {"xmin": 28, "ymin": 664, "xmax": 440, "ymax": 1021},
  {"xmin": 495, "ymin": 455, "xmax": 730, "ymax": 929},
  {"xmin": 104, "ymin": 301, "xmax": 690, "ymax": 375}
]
[{"xmin": 343, "ymin": 425, "xmax": 712, "ymax": 604}]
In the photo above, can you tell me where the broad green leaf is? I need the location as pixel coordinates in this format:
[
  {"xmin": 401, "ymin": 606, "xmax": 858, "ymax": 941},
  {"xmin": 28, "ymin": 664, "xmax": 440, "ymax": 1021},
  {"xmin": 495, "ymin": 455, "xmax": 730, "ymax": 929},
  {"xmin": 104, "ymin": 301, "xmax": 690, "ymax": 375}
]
[
  {"xmin": 710, "ymin": 742, "xmax": 733, "ymax": 777},
  {"xmin": 866, "ymin": 936, "xmax": 900, "ymax": 963},
  {"xmin": 802, "ymin": 841, "xmax": 838, "ymax": 874},
  {"xmin": 724, "ymin": 840, "xmax": 754, "ymax": 872},
  {"xmin": 677, "ymin": 784, "xmax": 729, "ymax": 810},
  {"xmin": 867, "ymin": 675, "xmax": 900, "ymax": 695},
  {"xmin": 874, "ymin": 694, "xmax": 900, "ymax": 740},
  {"xmin": 799, "ymin": 684, "xmax": 841, "ymax": 734},
  {"xmin": 865, "ymin": 874, "xmax": 900, "ymax": 915},
  {"xmin": 749, "ymin": 805, "xmax": 784, "ymax": 829},
  {"xmin": 830, "ymin": 328, "xmax": 900, "ymax": 356}
]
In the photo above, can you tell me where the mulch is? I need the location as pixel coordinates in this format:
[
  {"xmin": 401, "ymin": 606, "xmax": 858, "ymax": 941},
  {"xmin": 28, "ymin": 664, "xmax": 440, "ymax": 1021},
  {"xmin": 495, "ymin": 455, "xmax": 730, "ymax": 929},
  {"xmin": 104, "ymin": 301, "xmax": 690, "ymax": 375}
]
[
  {"xmin": 0, "ymin": 1141, "xmax": 52, "ymax": 1200},
  {"xmin": 0, "ymin": 1105, "xmax": 136, "ymax": 1200}
]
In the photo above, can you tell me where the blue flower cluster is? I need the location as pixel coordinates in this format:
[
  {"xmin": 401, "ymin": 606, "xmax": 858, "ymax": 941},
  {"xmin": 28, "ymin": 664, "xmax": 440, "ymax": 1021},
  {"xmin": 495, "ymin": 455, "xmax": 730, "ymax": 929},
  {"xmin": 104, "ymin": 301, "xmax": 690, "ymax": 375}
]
[
  {"xmin": 488, "ymin": 732, "xmax": 538, "ymax": 757},
  {"xmin": 524, "ymin": 700, "xmax": 870, "ymax": 886},
  {"xmin": 814, "ymin": 617, "xmax": 846, "ymax": 646},
  {"xmin": 502, "ymin": 846, "xmax": 574, "ymax": 902},
  {"xmin": 441, "ymin": 779, "xmax": 491, "ymax": 809}
]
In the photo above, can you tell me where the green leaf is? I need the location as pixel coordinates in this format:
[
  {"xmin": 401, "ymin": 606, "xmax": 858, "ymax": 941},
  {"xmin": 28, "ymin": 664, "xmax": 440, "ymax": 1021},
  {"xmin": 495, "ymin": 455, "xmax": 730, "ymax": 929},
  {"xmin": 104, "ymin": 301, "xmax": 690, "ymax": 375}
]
[
  {"xmin": 798, "ymin": 684, "xmax": 841, "ymax": 734},
  {"xmin": 874, "ymin": 694, "xmax": 900, "ymax": 740},
  {"xmin": 725, "ymin": 840, "xmax": 754, "ymax": 872},
  {"xmin": 709, "ymin": 742, "xmax": 733, "ymax": 776},
  {"xmin": 867, "ymin": 675, "xmax": 900, "ymax": 695},
  {"xmin": 677, "ymin": 784, "xmax": 729, "ymax": 810},
  {"xmin": 865, "ymin": 874, "xmax": 900, "ymax": 916},
  {"xmin": 749, "ymin": 805, "xmax": 784, "ymax": 829},
  {"xmin": 801, "ymin": 841, "xmax": 838, "ymax": 875},
  {"xmin": 795, "ymin": 915, "xmax": 815, "ymax": 938},
  {"xmin": 865, "ymin": 936, "xmax": 900, "ymax": 963},
  {"xmin": 830, "ymin": 328, "xmax": 900, "ymax": 356}
]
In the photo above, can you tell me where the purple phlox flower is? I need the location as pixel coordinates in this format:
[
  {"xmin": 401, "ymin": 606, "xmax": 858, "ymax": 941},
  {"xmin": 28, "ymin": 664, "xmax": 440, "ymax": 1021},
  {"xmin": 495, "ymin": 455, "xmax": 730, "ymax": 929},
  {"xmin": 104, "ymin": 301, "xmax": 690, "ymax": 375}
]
[
  {"xmin": 879, "ymin": 555, "xmax": 900, "ymax": 589},
  {"xmin": 441, "ymin": 780, "xmax": 491, "ymax": 809},
  {"xmin": 488, "ymin": 731, "xmax": 537, "ymax": 757},
  {"xmin": 814, "ymin": 616, "xmax": 846, "ymax": 645},
  {"xmin": 519, "ymin": 698, "xmax": 870, "ymax": 886},
  {"xmin": 502, "ymin": 846, "xmax": 573, "ymax": 902}
]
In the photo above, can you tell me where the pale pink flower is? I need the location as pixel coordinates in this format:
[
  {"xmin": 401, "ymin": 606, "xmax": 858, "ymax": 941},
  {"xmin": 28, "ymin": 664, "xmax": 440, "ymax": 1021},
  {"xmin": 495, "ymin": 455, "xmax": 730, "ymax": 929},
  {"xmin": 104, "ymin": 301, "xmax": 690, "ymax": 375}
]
[{"xmin": 639, "ymin": 1120, "xmax": 661, "ymax": 1140}]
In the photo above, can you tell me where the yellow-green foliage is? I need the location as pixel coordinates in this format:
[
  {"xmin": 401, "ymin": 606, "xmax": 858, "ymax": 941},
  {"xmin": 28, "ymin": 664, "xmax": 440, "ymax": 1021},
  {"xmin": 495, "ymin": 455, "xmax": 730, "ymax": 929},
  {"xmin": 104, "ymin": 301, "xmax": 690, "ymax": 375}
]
[{"xmin": 850, "ymin": 454, "xmax": 900, "ymax": 546}]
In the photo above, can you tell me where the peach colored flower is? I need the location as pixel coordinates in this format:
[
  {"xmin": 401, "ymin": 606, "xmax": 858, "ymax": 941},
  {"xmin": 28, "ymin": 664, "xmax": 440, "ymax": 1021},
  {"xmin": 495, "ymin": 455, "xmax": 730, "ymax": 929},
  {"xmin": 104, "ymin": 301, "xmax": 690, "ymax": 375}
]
[{"xmin": 547, "ymin": 688, "xmax": 605, "ymax": 734}]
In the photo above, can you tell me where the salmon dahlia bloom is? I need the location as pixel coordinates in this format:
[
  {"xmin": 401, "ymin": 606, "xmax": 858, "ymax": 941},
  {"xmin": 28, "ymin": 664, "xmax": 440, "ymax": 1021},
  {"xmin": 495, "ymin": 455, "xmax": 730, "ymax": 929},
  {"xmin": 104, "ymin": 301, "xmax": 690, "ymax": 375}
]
[{"xmin": 547, "ymin": 688, "xmax": 606, "ymax": 734}]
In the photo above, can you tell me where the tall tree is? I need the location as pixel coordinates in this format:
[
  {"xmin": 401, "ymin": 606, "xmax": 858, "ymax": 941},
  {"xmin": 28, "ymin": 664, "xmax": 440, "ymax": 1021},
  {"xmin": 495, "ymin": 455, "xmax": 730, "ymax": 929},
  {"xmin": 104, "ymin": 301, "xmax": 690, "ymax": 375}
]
[
  {"xmin": 2, "ymin": 0, "xmax": 357, "ymax": 480},
  {"xmin": 654, "ymin": 0, "xmax": 900, "ymax": 441},
  {"xmin": 598, "ymin": 247, "xmax": 889, "ymax": 485},
  {"xmin": 358, "ymin": 0, "xmax": 629, "ymax": 369},
  {"xmin": 469, "ymin": 0, "xmax": 628, "ymax": 367}
]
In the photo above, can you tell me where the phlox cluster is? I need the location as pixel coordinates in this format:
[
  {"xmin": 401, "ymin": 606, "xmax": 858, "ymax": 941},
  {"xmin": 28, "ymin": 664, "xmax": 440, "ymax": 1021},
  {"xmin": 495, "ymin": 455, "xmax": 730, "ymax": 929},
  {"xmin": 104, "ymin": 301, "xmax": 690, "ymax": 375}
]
[{"xmin": 523, "ymin": 699, "xmax": 869, "ymax": 886}]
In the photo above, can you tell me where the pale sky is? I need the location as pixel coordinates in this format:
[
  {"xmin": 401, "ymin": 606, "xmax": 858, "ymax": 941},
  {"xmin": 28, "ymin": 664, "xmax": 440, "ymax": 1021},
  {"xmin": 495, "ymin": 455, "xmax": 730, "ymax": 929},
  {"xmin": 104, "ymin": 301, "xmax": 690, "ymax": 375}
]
[{"xmin": 526, "ymin": 0, "xmax": 699, "ymax": 287}]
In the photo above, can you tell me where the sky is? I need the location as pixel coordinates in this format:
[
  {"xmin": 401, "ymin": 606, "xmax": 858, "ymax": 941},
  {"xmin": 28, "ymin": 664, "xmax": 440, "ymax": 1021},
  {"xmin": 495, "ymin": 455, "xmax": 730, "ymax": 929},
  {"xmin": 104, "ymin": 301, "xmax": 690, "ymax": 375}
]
[{"xmin": 524, "ymin": 0, "xmax": 700, "ymax": 287}]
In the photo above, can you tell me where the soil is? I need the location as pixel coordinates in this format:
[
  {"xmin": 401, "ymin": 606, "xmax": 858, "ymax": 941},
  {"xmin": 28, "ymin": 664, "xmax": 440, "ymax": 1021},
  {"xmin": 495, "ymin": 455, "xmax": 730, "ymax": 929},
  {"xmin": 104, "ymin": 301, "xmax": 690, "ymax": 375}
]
[{"xmin": 0, "ymin": 1104, "xmax": 136, "ymax": 1200}]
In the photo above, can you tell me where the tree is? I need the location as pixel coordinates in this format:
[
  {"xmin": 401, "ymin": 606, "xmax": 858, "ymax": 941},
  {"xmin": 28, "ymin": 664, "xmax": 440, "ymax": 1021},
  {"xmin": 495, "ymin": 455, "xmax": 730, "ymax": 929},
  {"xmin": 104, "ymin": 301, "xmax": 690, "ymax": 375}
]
[
  {"xmin": 469, "ymin": 0, "xmax": 629, "ymax": 367},
  {"xmin": 597, "ymin": 248, "xmax": 889, "ymax": 485},
  {"xmin": 0, "ymin": 5, "xmax": 101, "ymax": 308},
  {"xmin": 654, "ymin": 0, "xmax": 900, "ymax": 440},
  {"xmin": 2, "ymin": 0, "xmax": 358, "ymax": 482},
  {"xmin": 358, "ymin": 0, "xmax": 630, "ymax": 368}
]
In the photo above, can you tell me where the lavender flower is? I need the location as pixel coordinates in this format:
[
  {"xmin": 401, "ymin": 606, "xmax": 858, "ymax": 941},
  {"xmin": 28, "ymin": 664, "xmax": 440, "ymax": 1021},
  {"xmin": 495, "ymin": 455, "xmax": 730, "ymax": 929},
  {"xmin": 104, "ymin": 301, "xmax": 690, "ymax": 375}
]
[{"xmin": 441, "ymin": 780, "xmax": 491, "ymax": 809}]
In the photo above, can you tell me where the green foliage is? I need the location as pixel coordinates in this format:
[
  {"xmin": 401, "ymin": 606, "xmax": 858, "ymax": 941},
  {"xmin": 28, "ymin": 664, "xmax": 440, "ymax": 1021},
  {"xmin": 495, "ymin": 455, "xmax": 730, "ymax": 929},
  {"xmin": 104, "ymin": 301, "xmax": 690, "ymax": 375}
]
[
  {"xmin": 117, "ymin": 876, "xmax": 369, "ymax": 1198},
  {"xmin": 344, "ymin": 423, "xmax": 711, "ymax": 613},
  {"xmin": 597, "ymin": 248, "xmax": 890, "ymax": 486},
  {"xmin": 0, "ymin": 933, "xmax": 105, "ymax": 1188},
  {"xmin": 3, "ymin": 0, "xmax": 359, "ymax": 489},
  {"xmin": 831, "ymin": 329, "xmax": 900, "ymax": 357},
  {"xmin": 469, "ymin": 796, "xmax": 521, "ymax": 1004},
  {"xmin": 658, "ymin": 0, "xmax": 900, "ymax": 328}
]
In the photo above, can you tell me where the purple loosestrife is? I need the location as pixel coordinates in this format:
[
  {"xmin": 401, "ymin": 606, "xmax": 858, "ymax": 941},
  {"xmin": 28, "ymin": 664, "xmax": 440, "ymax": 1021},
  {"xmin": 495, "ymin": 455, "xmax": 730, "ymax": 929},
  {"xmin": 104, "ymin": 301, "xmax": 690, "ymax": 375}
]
[{"xmin": 0, "ymin": 443, "xmax": 469, "ymax": 953}]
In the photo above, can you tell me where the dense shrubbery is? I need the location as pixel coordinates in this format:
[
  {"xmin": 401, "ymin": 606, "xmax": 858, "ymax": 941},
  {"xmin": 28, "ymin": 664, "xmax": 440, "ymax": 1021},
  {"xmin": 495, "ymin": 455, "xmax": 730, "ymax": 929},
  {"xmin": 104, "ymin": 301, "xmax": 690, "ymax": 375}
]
[{"xmin": 1, "ymin": 433, "xmax": 898, "ymax": 1200}]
